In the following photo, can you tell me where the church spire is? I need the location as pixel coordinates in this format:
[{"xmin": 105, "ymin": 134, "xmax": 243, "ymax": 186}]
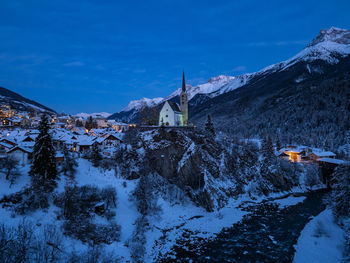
[
  {"xmin": 180, "ymin": 70, "xmax": 188, "ymax": 126},
  {"xmin": 182, "ymin": 70, "xmax": 186, "ymax": 92}
]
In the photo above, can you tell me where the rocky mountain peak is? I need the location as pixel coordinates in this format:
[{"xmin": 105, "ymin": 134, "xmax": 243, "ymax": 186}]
[
  {"xmin": 308, "ymin": 27, "xmax": 350, "ymax": 47},
  {"xmin": 208, "ymin": 75, "xmax": 235, "ymax": 83}
]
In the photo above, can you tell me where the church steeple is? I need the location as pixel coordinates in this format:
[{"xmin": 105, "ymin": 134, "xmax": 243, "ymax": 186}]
[
  {"xmin": 182, "ymin": 70, "xmax": 186, "ymax": 92},
  {"xmin": 180, "ymin": 70, "xmax": 188, "ymax": 126}
]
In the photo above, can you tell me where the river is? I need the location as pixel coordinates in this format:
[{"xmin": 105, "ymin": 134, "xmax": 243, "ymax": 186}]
[{"xmin": 160, "ymin": 189, "xmax": 328, "ymax": 263}]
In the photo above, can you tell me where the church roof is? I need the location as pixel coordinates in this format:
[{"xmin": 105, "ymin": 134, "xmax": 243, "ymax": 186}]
[{"xmin": 166, "ymin": 100, "xmax": 181, "ymax": 113}]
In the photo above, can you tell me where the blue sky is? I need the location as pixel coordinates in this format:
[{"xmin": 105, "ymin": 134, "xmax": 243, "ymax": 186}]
[{"xmin": 0, "ymin": 0, "xmax": 349, "ymax": 114}]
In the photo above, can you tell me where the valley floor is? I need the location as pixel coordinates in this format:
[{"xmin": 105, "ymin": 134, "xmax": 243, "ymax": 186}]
[{"xmin": 0, "ymin": 158, "xmax": 346, "ymax": 262}]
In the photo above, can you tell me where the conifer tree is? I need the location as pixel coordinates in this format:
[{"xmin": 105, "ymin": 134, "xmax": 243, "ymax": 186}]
[
  {"xmin": 205, "ymin": 115, "xmax": 215, "ymax": 137},
  {"xmin": 29, "ymin": 115, "xmax": 58, "ymax": 191},
  {"xmin": 262, "ymin": 135, "xmax": 274, "ymax": 159},
  {"xmin": 276, "ymin": 135, "xmax": 282, "ymax": 151},
  {"xmin": 85, "ymin": 116, "xmax": 93, "ymax": 131},
  {"xmin": 90, "ymin": 143, "xmax": 102, "ymax": 167},
  {"xmin": 61, "ymin": 144, "xmax": 78, "ymax": 179},
  {"xmin": 331, "ymin": 165, "xmax": 350, "ymax": 218}
]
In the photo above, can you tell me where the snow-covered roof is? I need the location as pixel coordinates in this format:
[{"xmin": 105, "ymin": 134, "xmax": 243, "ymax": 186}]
[
  {"xmin": 7, "ymin": 146, "xmax": 33, "ymax": 154},
  {"xmin": 311, "ymin": 151, "xmax": 336, "ymax": 157},
  {"xmin": 164, "ymin": 100, "xmax": 181, "ymax": 113},
  {"xmin": 0, "ymin": 142, "xmax": 14, "ymax": 149},
  {"xmin": 318, "ymin": 158, "xmax": 347, "ymax": 165}
]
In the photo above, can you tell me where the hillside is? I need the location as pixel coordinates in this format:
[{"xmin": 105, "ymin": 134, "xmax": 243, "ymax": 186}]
[
  {"xmin": 0, "ymin": 86, "xmax": 55, "ymax": 113},
  {"xmin": 190, "ymin": 28, "xmax": 350, "ymax": 150},
  {"xmin": 108, "ymin": 75, "xmax": 234, "ymax": 123},
  {"xmin": 109, "ymin": 27, "xmax": 350, "ymax": 150}
]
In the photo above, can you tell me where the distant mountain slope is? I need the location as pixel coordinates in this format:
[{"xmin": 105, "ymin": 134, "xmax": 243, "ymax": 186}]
[
  {"xmin": 0, "ymin": 86, "xmax": 55, "ymax": 113},
  {"xmin": 75, "ymin": 112, "xmax": 111, "ymax": 119},
  {"xmin": 189, "ymin": 27, "xmax": 350, "ymax": 149},
  {"xmin": 110, "ymin": 27, "xmax": 350, "ymax": 125},
  {"xmin": 108, "ymin": 75, "xmax": 235, "ymax": 122},
  {"xmin": 109, "ymin": 27, "xmax": 350, "ymax": 150}
]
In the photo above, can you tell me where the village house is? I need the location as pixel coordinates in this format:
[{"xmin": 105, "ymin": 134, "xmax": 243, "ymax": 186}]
[
  {"xmin": 1, "ymin": 118, "xmax": 12, "ymax": 126},
  {"xmin": 7, "ymin": 146, "xmax": 32, "ymax": 166},
  {"xmin": 279, "ymin": 146, "xmax": 337, "ymax": 163},
  {"xmin": 95, "ymin": 116, "xmax": 108, "ymax": 128}
]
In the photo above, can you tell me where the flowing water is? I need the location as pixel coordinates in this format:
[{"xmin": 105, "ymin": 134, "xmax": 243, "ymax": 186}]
[{"xmin": 160, "ymin": 189, "xmax": 328, "ymax": 263}]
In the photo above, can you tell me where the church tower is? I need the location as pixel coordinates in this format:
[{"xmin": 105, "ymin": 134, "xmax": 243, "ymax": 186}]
[{"xmin": 180, "ymin": 71, "xmax": 188, "ymax": 126}]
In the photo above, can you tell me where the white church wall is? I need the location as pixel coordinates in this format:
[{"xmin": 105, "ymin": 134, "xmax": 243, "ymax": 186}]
[{"xmin": 159, "ymin": 101, "xmax": 176, "ymax": 126}]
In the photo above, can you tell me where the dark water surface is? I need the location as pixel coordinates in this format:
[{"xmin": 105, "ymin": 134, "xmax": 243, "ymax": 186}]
[{"xmin": 160, "ymin": 189, "xmax": 327, "ymax": 263}]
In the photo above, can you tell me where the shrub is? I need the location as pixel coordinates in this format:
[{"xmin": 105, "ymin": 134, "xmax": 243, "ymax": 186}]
[
  {"xmin": 0, "ymin": 187, "xmax": 49, "ymax": 215},
  {"xmin": 304, "ymin": 164, "xmax": 321, "ymax": 187},
  {"xmin": 54, "ymin": 185, "xmax": 120, "ymax": 245}
]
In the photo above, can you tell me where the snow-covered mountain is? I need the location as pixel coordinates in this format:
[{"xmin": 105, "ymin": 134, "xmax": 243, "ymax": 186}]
[
  {"xmin": 108, "ymin": 75, "xmax": 235, "ymax": 121},
  {"xmin": 257, "ymin": 27, "xmax": 350, "ymax": 74},
  {"xmin": 166, "ymin": 75, "xmax": 235, "ymax": 101},
  {"xmin": 117, "ymin": 75, "xmax": 235, "ymax": 114},
  {"xmin": 75, "ymin": 112, "xmax": 111, "ymax": 119},
  {"xmin": 188, "ymin": 26, "xmax": 350, "ymax": 150},
  {"xmin": 0, "ymin": 86, "xmax": 55, "ymax": 113},
  {"xmin": 213, "ymin": 27, "xmax": 350, "ymax": 96},
  {"xmin": 109, "ymin": 27, "xmax": 350, "ymax": 123},
  {"xmin": 123, "ymin": 97, "xmax": 164, "ymax": 112}
]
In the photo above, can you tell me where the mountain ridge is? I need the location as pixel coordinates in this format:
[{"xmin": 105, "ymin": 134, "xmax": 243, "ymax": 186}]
[
  {"xmin": 108, "ymin": 27, "xmax": 350, "ymax": 127},
  {"xmin": 0, "ymin": 86, "xmax": 56, "ymax": 113}
]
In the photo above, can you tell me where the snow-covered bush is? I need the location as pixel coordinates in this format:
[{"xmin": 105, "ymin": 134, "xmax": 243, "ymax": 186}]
[
  {"xmin": 100, "ymin": 158, "xmax": 115, "ymax": 170},
  {"xmin": 304, "ymin": 164, "xmax": 321, "ymax": 187},
  {"xmin": 330, "ymin": 165, "xmax": 350, "ymax": 261},
  {"xmin": 0, "ymin": 187, "xmax": 50, "ymax": 215},
  {"xmin": 0, "ymin": 222, "xmax": 121, "ymax": 262},
  {"xmin": 0, "ymin": 221, "xmax": 64, "ymax": 262},
  {"xmin": 60, "ymin": 144, "xmax": 78, "ymax": 179},
  {"xmin": 54, "ymin": 185, "xmax": 120, "ymax": 245},
  {"xmin": 331, "ymin": 165, "xmax": 350, "ymax": 218},
  {"xmin": 0, "ymin": 156, "xmax": 21, "ymax": 185}
]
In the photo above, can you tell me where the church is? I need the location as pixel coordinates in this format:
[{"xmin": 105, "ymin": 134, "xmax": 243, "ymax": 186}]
[{"xmin": 159, "ymin": 72, "xmax": 188, "ymax": 126}]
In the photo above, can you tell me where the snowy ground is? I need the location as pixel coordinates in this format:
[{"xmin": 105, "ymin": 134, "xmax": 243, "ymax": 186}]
[
  {"xmin": 293, "ymin": 209, "xmax": 345, "ymax": 263},
  {"xmin": 0, "ymin": 158, "xmax": 343, "ymax": 262}
]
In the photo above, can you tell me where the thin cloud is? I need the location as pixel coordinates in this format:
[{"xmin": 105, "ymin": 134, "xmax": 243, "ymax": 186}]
[
  {"xmin": 247, "ymin": 40, "xmax": 308, "ymax": 47},
  {"xmin": 63, "ymin": 61, "xmax": 85, "ymax": 67},
  {"xmin": 232, "ymin": 66, "xmax": 247, "ymax": 72}
]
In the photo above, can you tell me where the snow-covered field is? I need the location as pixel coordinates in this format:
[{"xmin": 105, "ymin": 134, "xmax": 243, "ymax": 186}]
[
  {"xmin": 293, "ymin": 209, "xmax": 345, "ymax": 263},
  {"xmin": 0, "ymin": 158, "xmax": 345, "ymax": 262},
  {"xmin": 0, "ymin": 159, "xmax": 247, "ymax": 261}
]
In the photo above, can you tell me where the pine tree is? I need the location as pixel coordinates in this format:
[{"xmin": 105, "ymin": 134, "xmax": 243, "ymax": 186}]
[
  {"xmin": 331, "ymin": 165, "xmax": 350, "ymax": 218},
  {"xmin": 61, "ymin": 144, "xmax": 78, "ymax": 180},
  {"xmin": 90, "ymin": 143, "xmax": 102, "ymax": 167},
  {"xmin": 205, "ymin": 115, "xmax": 215, "ymax": 137},
  {"xmin": 29, "ymin": 115, "xmax": 58, "ymax": 191},
  {"xmin": 276, "ymin": 135, "xmax": 281, "ymax": 150},
  {"xmin": 262, "ymin": 135, "xmax": 274, "ymax": 159},
  {"xmin": 85, "ymin": 116, "xmax": 93, "ymax": 131}
]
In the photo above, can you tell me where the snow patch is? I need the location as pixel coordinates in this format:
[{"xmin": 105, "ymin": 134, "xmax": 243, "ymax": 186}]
[{"xmin": 293, "ymin": 209, "xmax": 345, "ymax": 263}]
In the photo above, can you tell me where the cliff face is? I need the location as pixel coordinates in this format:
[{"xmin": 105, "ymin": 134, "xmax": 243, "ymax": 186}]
[
  {"xmin": 139, "ymin": 128, "xmax": 237, "ymax": 212},
  {"xmin": 118, "ymin": 128, "xmax": 305, "ymax": 212}
]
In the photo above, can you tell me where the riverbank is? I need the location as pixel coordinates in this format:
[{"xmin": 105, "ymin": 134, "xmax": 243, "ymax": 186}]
[
  {"xmin": 293, "ymin": 208, "xmax": 345, "ymax": 263},
  {"xmin": 159, "ymin": 189, "xmax": 328, "ymax": 262}
]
